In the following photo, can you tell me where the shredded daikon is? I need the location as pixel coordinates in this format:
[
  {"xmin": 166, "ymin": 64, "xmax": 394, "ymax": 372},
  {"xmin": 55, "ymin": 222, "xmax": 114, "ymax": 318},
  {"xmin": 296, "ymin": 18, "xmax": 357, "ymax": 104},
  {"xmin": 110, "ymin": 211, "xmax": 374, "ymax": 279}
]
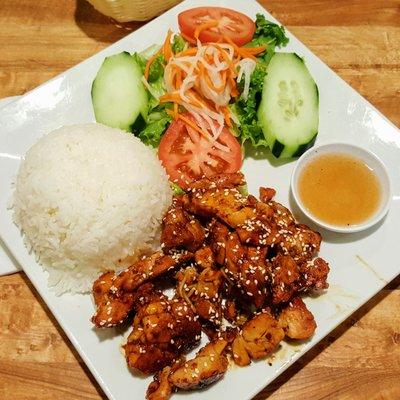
[
  {"xmin": 236, "ymin": 58, "xmax": 257, "ymax": 101},
  {"xmin": 157, "ymin": 34, "xmax": 266, "ymax": 143}
]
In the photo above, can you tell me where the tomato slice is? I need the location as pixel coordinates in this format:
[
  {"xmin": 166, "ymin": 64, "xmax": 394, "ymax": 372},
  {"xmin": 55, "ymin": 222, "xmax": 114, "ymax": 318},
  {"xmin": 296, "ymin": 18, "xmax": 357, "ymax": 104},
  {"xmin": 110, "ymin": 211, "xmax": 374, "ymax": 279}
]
[
  {"xmin": 178, "ymin": 7, "xmax": 255, "ymax": 46},
  {"xmin": 158, "ymin": 114, "xmax": 242, "ymax": 188}
]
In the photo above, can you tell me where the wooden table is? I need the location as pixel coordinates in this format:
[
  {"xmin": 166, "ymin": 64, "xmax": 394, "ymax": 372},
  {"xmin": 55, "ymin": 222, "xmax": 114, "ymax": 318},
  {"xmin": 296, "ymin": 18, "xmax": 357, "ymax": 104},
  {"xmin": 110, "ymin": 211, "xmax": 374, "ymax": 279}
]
[{"xmin": 0, "ymin": 1, "xmax": 399, "ymax": 399}]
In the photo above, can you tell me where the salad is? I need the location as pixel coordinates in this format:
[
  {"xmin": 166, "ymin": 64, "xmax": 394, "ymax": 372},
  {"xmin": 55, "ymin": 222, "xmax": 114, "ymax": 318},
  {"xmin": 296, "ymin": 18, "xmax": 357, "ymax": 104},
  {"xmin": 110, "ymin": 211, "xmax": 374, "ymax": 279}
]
[{"xmin": 91, "ymin": 7, "xmax": 319, "ymax": 187}]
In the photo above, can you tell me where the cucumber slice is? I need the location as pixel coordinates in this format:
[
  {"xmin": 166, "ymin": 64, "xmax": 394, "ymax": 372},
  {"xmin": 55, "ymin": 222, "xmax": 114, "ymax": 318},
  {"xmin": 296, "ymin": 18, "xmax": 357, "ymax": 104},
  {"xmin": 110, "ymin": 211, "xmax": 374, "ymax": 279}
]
[
  {"xmin": 258, "ymin": 53, "xmax": 319, "ymax": 158},
  {"xmin": 92, "ymin": 52, "xmax": 148, "ymax": 132}
]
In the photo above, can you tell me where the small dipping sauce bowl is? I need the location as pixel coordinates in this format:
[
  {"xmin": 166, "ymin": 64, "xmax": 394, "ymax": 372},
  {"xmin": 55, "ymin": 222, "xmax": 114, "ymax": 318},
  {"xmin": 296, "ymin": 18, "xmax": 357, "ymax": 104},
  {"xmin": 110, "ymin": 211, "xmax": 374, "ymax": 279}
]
[{"xmin": 291, "ymin": 143, "xmax": 391, "ymax": 233}]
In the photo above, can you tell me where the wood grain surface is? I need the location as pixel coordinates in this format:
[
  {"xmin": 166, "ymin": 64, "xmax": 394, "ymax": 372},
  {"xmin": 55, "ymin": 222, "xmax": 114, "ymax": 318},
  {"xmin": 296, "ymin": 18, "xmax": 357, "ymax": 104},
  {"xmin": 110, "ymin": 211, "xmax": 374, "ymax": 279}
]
[{"xmin": 0, "ymin": 1, "xmax": 399, "ymax": 399}]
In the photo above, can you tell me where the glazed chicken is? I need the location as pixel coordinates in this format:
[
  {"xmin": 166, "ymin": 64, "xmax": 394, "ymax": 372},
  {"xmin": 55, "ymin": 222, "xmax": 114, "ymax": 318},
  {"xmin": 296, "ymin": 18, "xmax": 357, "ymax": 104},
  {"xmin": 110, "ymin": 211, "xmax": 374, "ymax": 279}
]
[
  {"xmin": 183, "ymin": 186, "xmax": 278, "ymax": 247},
  {"xmin": 124, "ymin": 291, "xmax": 201, "ymax": 374},
  {"xmin": 268, "ymin": 253, "xmax": 330, "ymax": 304},
  {"xmin": 267, "ymin": 254, "xmax": 300, "ymax": 304},
  {"xmin": 170, "ymin": 338, "xmax": 229, "ymax": 389},
  {"xmin": 161, "ymin": 198, "xmax": 205, "ymax": 253},
  {"xmin": 259, "ymin": 187, "xmax": 276, "ymax": 203},
  {"xmin": 298, "ymin": 257, "xmax": 330, "ymax": 291},
  {"xmin": 92, "ymin": 251, "xmax": 192, "ymax": 328},
  {"xmin": 222, "ymin": 297, "xmax": 249, "ymax": 326},
  {"xmin": 146, "ymin": 365, "xmax": 173, "ymax": 400},
  {"xmin": 209, "ymin": 220, "xmax": 269, "ymax": 308},
  {"xmin": 91, "ymin": 270, "xmax": 135, "ymax": 328},
  {"xmin": 91, "ymin": 173, "xmax": 331, "ymax": 400},
  {"xmin": 278, "ymin": 297, "xmax": 316, "ymax": 340},
  {"xmin": 146, "ymin": 339, "xmax": 229, "ymax": 400},
  {"xmin": 186, "ymin": 172, "xmax": 245, "ymax": 192},
  {"xmin": 231, "ymin": 311, "xmax": 285, "ymax": 366},
  {"xmin": 276, "ymin": 224, "xmax": 322, "ymax": 263},
  {"xmin": 176, "ymin": 247, "xmax": 224, "ymax": 326}
]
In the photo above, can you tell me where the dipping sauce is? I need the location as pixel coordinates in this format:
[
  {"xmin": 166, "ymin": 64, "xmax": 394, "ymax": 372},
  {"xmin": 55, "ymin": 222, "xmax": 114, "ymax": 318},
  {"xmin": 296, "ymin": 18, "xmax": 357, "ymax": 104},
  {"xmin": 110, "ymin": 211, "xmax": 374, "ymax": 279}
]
[{"xmin": 298, "ymin": 153, "xmax": 381, "ymax": 226}]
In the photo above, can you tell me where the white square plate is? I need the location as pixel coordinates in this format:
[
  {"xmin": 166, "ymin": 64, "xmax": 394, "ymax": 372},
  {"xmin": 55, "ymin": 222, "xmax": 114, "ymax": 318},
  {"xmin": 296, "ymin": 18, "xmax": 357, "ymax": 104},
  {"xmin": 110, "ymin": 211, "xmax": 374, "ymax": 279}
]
[{"xmin": 1, "ymin": 1, "xmax": 399, "ymax": 399}]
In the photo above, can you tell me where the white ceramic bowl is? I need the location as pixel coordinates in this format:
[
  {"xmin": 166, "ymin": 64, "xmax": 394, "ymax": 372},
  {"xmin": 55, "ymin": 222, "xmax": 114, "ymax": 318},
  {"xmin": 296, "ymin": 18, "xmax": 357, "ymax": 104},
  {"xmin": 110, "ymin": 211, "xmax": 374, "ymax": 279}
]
[{"xmin": 291, "ymin": 143, "xmax": 392, "ymax": 233}]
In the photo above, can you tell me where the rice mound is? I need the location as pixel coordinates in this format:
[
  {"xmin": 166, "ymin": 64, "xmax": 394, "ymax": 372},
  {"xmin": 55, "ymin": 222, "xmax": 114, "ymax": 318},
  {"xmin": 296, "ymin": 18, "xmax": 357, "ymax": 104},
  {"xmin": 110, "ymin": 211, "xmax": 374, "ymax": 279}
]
[{"xmin": 13, "ymin": 123, "xmax": 172, "ymax": 294}]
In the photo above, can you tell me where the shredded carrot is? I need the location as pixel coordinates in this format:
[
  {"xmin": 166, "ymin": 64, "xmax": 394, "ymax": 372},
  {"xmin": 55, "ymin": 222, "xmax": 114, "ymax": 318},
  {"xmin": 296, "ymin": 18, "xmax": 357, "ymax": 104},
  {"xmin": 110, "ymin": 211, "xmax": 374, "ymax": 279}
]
[
  {"xmin": 215, "ymin": 44, "xmax": 236, "ymax": 70},
  {"xmin": 242, "ymin": 45, "xmax": 267, "ymax": 55},
  {"xmin": 228, "ymin": 74, "xmax": 239, "ymax": 97},
  {"xmin": 175, "ymin": 69, "xmax": 183, "ymax": 87},
  {"xmin": 165, "ymin": 108, "xmax": 175, "ymax": 118},
  {"xmin": 169, "ymin": 65, "xmax": 183, "ymax": 88},
  {"xmin": 159, "ymin": 92, "xmax": 182, "ymax": 104},
  {"xmin": 176, "ymin": 48, "xmax": 198, "ymax": 57},
  {"xmin": 198, "ymin": 62, "xmax": 207, "ymax": 81},
  {"xmin": 163, "ymin": 29, "xmax": 174, "ymax": 61},
  {"xmin": 165, "ymin": 104, "xmax": 179, "ymax": 120},
  {"xmin": 222, "ymin": 35, "xmax": 257, "ymax": 60},
  {"xmin": 177, "ymin": 113, "xmax": 211, "ymax": 140},
  {"xmin": 188, "ymin": 88, "xmax": 214, "ymax": 109},
  {"xmin": 194, "ymin": 19, "xmax": 219, "ymax": 40},
  {"xmin": 221, "ymin": 106, "xmax": 231, "ymax": 127},
  {"xmin": 231, "ymin": 86, "xmax": 239, "ymax": 98},
  {"xmin": 187, "ymin": 90, "xmax": 207, "ymax": 108},
  {"xmin": 205, "ymin": 53, "xmax": 214, "ymax": 64}
]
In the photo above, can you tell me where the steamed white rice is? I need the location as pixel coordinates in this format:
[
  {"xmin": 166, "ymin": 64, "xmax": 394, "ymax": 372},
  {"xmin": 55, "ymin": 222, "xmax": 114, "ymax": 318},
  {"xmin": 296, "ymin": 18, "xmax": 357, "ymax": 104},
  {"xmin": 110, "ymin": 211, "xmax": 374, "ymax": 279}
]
[{"xmin": 12, "ymin": 123, "xmax": 172, "ymax": 294}]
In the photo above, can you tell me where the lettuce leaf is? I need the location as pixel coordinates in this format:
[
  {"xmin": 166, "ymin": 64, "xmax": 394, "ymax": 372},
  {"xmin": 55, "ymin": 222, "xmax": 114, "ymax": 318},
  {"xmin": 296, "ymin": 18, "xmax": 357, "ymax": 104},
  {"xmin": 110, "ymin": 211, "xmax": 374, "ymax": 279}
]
[
  {"xmin": 172, "ymin": 34, "xmax": 187, "ymax": 54},
  {"xmin": 252, "ymin": 14, "xmax": 289, "ymax": 48},
  {"xmin": 170, "ymin": 182, "xmax": 185, "ymax": 196},
  {"xmin": 132, "ymin": 52, "xmax": 146, "ymax": 74},
  {"xmin": 246, "ymin": 15, "xmax": 288, "ymax": 64},
  {"xmin": 233, "ymin": 15, "xmax": 289, "ymax": 147},
  {"xmin": 232, "ymin": 60, "xmax": 269, "ymax": 147},
  {"xmin": 130, "ymin": 52, "xmax": 172, "ymax": 146},
  {"xmin": 148, "ymin": 54, "xmax": 166, "ymax": 83},
  {"xmin": 138, "ymin": 108, "xmax": 172, "ymax": 147}
]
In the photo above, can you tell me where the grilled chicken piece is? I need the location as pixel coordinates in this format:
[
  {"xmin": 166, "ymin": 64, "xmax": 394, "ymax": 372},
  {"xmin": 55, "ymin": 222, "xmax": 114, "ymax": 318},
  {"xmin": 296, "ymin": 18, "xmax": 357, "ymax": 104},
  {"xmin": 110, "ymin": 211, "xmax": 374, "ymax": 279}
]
[
  {"xmin": 278, "ymin": 297, "xmax": 316, "ymax": 340},
  {"xmin": 131, "ymin": 283, "xmax": 165, "ymax": 312},
  {"xmin": 223, "ymin": 299, "xmax": 238, "ymax": 323},
  {"xmin": 161, "ymin": 198, "xmax": 205, "ymax": 253},
  {"xmin": 146, "ymin": 339, "xmax": 229, "ymax": 400},
  {"xmin": 220, "ymin": 275, "xmax": 252, "ymax": 327},
  {"xmin": 124, "ymin": 295, "xmax": 201, "ymax": 375},
  {"xmin": 258, "ymin": 186, "xmax": 296, "ymax": 230},
  {"xmin": 268, "ymin": 254, "xmax": 300, "ymax": 305},
  {"xmin": 169, "ymin": 339, "xmax": 229, "ymax": 390},
  {"xmin": 92, "ymin": 251, "xmax": 192, "ymax": 328},
  {"xmin": 117, "ymin": 251, "xmax": 193, "ymax": 292},
  {"xmin": 186, "ymin": 172, "xmax": 245, "ymax": 192},
  {"xmin": 268, "ymin": 201, "xmax": 296, "ymax": 229},
  {"xmin": 231, "ymin": 311, "xmax": 284, "ymax": 366},
  {"xmin": 234, "ymin": 199, "xmax": 278, "ymax": 247},
  {"xmin": 176, "ymin": 251, "xmax": 224, "ymax": 326},
  {"xmin": 259, "ymin": 187, "xmax": 276, "ymax": 203},
  {"xmin": 194, "ymin": 246, "xmax": 215, "ymax": 270},
  {"xmin": 277, "ymin": 224, "xmax": 321, "ymax": 263},
  {"xmin": 209, "ymin": 221, "xmax": 269, "ymax": 308},
  {"xmin": 183, "ymin": 186, "xmax": 250, "ymax": 224},
  {"xmin": 183, "ymin": 185, "xmax": 278, "ymax": 247},
  {"xmin": 298, "ymin": 257, "xmax": 330, "ymax": 291},
  {"xmin": 222, "ymin": 297, "xmax": 249, "ymax": 327},
  {"xmin": 146, "ymin": 366, "xmax": 174, "ymax": 400},
  {"xmin": 258, "ymin": 186, "xmax": 297, "ymax": 232},
  {"xmin": 92, "ymin": 271, "xmax": 135, "ymax": 327}
]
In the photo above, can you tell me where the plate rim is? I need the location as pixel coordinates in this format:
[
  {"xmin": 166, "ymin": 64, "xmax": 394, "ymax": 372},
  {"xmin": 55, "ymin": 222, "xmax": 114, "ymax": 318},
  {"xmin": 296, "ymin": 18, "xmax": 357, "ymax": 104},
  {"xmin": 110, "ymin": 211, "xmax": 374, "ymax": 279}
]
[{"xmin": 1, "ymin": 1, "xmax": 399, "ymax": 399}]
